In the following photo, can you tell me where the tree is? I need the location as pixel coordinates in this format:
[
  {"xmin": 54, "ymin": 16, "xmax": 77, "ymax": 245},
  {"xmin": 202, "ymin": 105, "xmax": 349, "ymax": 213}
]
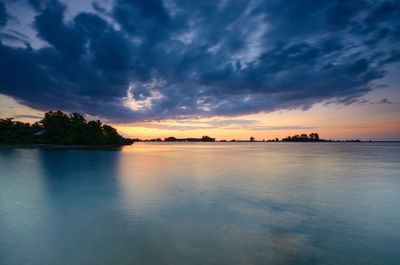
[
  {"xmin": 103, "ymin": 125, "xmax": 124, "ymax": 145},
  {"xmin": 0, "ymin": 110, "xmax": 133, "ymax": 146},
  {"xmin": 282, "ymin": 132, "xmax": 322, "ymax": 142},
  {"xmin": 40, "ymin": 111, "xmax": 72, "ymax": 144},
  {"xmin": 0, "ymin": 118, "xmax": 39, "ymax": 144},
  {"xmin": 201, "ymin": 136, "xmax": 216, "ymax": 142},
  {"xmin": 309, "ymin": 133, "xmax": 319, "ymax": 140}
]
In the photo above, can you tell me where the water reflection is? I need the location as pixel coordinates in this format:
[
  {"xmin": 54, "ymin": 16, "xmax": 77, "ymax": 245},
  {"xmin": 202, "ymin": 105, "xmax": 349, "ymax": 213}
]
[
  {"xmin": 0, "ymin": 149, "xmax": 50, "ymax": 265},
  {"xmin": 1, "ymin": 143, "xmax": 400, "ymax": 265}
]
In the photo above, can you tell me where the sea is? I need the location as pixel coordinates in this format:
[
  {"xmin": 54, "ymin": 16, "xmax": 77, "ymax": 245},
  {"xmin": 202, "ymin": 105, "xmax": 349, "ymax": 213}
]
[{"xmin": 1, "ymin": 142, "xmax": 399, "ymax": 265}]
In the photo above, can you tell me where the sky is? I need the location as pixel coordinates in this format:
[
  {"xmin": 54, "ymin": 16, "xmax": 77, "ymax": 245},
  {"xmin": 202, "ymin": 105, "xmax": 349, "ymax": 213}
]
[{"xmin": 0, "ymin": 0, "xmax": 399, "ymax": 140}]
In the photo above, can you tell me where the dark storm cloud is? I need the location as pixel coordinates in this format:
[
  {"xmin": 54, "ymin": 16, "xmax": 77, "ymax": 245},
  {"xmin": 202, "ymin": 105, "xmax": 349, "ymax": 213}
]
[
  {"xmin": 27, "ymin": 0, "xmax": 45, "ymax": 11},
  {"xmin": 91, "ymin": 2, "xmax": 107, "ymax": 14},
  {"xmin": 0, "ymin": 0, "xmax": 7, "ymax": 28},
  {"xmin": 34, "ymin": 1, "xmax": 86, "ymax": 59},
  {"xmin": 0, "ymin": 0, "xmax": 399, "ymax": 122}
]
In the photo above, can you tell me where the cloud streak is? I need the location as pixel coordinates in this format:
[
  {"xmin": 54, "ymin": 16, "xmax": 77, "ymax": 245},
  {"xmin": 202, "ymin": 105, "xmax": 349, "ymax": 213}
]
[
  {"xmin": 0, "ymin": 0, "xmax": 399, "ymax": 122},
  {"xmin": 130, "ymin": 119, "xmax": 314, "ymax": 131}
]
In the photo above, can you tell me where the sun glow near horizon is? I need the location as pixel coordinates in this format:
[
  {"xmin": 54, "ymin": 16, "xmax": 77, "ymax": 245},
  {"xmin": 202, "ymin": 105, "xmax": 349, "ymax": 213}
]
[
  {"xmin": 1, "ymin": 92, "xmax": 399, "ymax": 141},
  {"xmin": 114, "ymin": 101, "xmax": 400, "ymax": 141},
  {"xmin": 2, "ymin": 83, "xmax": 398, "ymax": 141}
]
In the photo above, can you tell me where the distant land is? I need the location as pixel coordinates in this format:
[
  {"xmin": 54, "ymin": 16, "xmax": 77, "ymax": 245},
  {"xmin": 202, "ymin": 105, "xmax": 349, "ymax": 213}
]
[
  {"xmin": 0, "ymin": 111, "xmax": 134, "ymax": 147},
  {"xmin": 1, "ymin": 111, "xmax": 398, "ymax": 147},
  {"xmin": 130, "ymin": 133, "xmax": 397, "ymax": 143}
]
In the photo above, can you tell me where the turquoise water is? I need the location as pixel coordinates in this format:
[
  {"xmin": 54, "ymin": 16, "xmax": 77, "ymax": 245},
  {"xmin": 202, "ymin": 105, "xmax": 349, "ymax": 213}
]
[{"xmin": 1, "ymin": 143, "xmax": 400, "ymax": 265}]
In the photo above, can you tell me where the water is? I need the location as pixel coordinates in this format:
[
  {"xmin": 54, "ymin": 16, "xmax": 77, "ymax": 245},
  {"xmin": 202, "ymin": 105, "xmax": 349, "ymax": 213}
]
[{"xmin": 1, "ymin": 143, "xmax": 399, "ymax": 265}]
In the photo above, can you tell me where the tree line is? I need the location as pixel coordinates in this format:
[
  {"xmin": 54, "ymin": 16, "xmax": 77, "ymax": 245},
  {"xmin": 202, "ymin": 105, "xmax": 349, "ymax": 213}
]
[
  {"xmin": 281, "ymin": 133, "xmax": 320, "ymax": 142},
  {"xmin": 0, "ymin": 111, "xmax": 133, "ymax": 146}
]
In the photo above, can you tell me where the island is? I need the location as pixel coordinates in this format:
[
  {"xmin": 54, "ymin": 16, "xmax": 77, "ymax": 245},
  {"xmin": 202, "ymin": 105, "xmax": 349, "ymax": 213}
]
[
  {"xmin": 0, "ymin": 111, "xmax": 134, "ymax": 147},
  {"xmin": 131, "ymin": 133, "xmax": 365, "ymax": 143}
]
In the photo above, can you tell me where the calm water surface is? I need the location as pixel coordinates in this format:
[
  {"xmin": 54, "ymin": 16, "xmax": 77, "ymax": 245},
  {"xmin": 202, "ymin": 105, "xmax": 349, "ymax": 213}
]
[{"xmin": 1, "ymin": 143, "xmax": 400, "ymax": 265}]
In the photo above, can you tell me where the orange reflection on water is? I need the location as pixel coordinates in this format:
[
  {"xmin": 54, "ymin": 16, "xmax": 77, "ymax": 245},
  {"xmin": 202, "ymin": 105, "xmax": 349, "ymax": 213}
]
[{"xmin": 116, "ymin": 143, "xmax": 248, "ymax": 215}]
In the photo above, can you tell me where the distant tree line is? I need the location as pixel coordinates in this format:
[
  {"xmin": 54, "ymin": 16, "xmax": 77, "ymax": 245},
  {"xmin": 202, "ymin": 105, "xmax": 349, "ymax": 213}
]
[
  {"xmin": 164, "ymin": 136, "xmax": 216, "ymax": 142},
  {"xmin": 281, "ymin": 133, "xmax": 321, "ymax": 142},
  {"xmin": 0, "ymin": 111, "xmax": 134, "ymax": 146},
  {"xmin": 135, "ymin": 136, "xmax": 216, "ymax": 142}
]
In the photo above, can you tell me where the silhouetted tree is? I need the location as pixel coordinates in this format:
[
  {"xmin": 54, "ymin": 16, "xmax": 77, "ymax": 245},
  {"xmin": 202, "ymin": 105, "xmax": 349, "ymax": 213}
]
[
  {"xmin": 201, "ymin": 136, "xmax": 216, "ymax": 142},
  {"xmin": 0, "ymin": 118, "xmax": 38, "ymax": 144},
  {"xmin": 309, "ymin": 133, "xmax": 319, "ymax": 140},
  {"xmin": 282, "ymin": 132, "xmax": 322, "ymax": 142},
  {"xmin": 0, "ymin": 110, "xmax": 133, "ymax": 146}
]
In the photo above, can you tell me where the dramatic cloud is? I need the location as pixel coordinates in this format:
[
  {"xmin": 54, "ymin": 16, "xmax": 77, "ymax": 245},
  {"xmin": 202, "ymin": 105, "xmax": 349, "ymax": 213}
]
[
  {"xmin": 0, "ymin": 0, "xmax": 7, "ymax": 28},
  {"xmin": 0, "ymin": 0, "xmax": 399, "ymax": 122}
]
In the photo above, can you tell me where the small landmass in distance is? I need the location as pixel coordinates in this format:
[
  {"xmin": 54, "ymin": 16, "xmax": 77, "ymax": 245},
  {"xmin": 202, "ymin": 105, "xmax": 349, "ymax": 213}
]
[
  {"xmin": 137, "ymin": 133, "xmax": 364, "ymax": 143},
  {"xmin": 0, "ymin": 111, "xmax": 134, "ymax": 147}
]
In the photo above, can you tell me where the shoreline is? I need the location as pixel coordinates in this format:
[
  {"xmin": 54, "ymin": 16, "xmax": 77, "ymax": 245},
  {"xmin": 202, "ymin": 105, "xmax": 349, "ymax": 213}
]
[
  {"xmin": 1, "ymin": 141, "xmax": 399, "ymax": 149},
  {"xmin": 0, "ymin": 144, "xmax": 132, "ymax": 149},
  {"xmin": 138, "ymin": 140, "xmax": 400, "ymax": 143}
]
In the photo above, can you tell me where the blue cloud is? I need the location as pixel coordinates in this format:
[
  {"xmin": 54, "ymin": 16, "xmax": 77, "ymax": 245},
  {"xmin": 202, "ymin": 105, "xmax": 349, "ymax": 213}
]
[
  {"xmin": 0, "ymin": 0, "xmax": 399, "ymax": 122},
  {"xmin": 0, "ymin": 0, "xmax": 7, "ymax": 28}
]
